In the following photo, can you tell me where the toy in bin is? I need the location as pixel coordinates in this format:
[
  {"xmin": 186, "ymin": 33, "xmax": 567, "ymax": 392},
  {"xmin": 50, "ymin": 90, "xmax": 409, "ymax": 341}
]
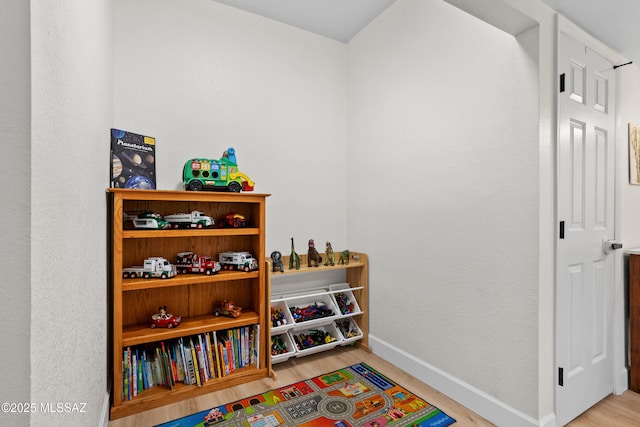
[
  {"xmin": 150, "ymin": 306, "xmax": 181, "ymax": 329},
  {"xmin": 294, "ymin": 329, "xmax": 337, "ymax": 350},
  {"xmin": 183, "ymin": 147, "xmax": 254, "ymax": 192},
  {"xmin": 271, "ymin": 335, "xmax": 288, "ymax": 355},
  {"xmin": 271, "ymin": 307, "xmax": 288, "ymax": 327},
  {"xmin": 213, "ymin": 300, "xmax": 242, "ymax": 318},
  {"xmin": 290, "ymin": 302, "xmax": 334, "ymax": 323}
]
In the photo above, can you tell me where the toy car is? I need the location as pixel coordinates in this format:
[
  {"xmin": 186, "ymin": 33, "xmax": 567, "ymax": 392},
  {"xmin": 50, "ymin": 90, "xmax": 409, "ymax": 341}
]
[
  {"xmin": 125, "ymin": 210, "xmax": 171, "ymax": 230},
  {"xmin": 150, "ymin": 306, "xmax": 181, "ymax": 329},
  {"xmin": 213, "ymin": 300, "xmax": 242, "ymax": 318},
  {"xmin": 218, "ymin": 212, "xmax": 248, "ymax": 228}
]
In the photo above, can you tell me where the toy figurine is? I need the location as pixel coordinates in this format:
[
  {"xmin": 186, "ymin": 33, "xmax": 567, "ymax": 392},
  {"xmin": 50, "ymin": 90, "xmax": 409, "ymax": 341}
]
[
  {"xmin": 289, "ymin": 237, "xmax": 300, "ymax": 270},
  {"xmin": 270, "ymin": 251, "xmax": 284, "ymax": 273},
  {"xmin": 307, "ymin": 239, "xmax": 322, "ymax": 267},
  {"xmin": 150, "ymin": 306, "xmax": 182, "ymax": 329},
  {"xmin": 339, "ymin": 249, "xmax": 350, "ymax": 265},
  {"xmin": 324, "ymin": 241, "xmax": 335, "ymax": 266}
]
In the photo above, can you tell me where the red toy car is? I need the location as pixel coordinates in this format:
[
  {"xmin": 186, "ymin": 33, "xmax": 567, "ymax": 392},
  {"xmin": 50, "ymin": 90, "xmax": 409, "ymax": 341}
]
[
  {"xmin": 218, "ymin": 212, "xmax": 248, "ymax": 228},
  {"xmin": 150, "ymin": 306, "xmax": 182, "ymax": 329}
]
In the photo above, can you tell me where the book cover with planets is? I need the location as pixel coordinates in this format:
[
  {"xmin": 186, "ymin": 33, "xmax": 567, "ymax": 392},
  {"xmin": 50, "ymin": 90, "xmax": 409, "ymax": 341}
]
[{"xmin": 111, "ymin": 128, "xmax": 156, "ymax": 189}]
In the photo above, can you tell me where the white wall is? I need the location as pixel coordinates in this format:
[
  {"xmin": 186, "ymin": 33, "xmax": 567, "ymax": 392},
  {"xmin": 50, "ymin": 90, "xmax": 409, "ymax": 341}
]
[
  {"xmin": 347, "ymin": 0, "xmax": 541, "ymax": 419},
  {"xmin": 0, "ymin": 1, "xmax": 31, "ymax": 426},
  {"xmin": 30, "ymin": 1, "xmax": 113, "ymax": 425},
  {"xmin": 113, "ymin": 0, "xmax": 349, "ymax": 255},
  {"xmin": 617, "ymin": 65, "xmax": 640, "ymax": 248}
]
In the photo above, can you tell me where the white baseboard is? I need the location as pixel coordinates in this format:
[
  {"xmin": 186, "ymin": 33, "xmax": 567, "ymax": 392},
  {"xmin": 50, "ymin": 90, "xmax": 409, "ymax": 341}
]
[
  {"xmin": 99, "ymin": 391, "xmax": 110, "ymax": 427},
  {"xmin": 369, "ymin": 334, "xmax": 556, "ymax": 427}
]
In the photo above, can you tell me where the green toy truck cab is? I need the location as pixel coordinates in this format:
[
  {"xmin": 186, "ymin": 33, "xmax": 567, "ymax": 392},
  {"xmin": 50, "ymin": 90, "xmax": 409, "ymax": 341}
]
[{"xmin": 183, "ymin": 147, "xmax": 254, "ymax": 192}]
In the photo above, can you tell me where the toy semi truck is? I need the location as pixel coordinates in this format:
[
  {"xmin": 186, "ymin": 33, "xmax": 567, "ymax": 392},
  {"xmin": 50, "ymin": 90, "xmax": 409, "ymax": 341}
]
[
  {"xmin": 183, "ymin": 147, "xmax": 255, "ymax": 192},
  {"xmin": 218, "ymin": 251, "xmax": 258, "ymax": 272},
  {"xmin": 122, "ymin": 257, "xmax": 177, "ymax": 279},
  {"xmin": 164, "ymin": 211, "xmax": 215, "ymax": 228},
  {"xmin": 175, "ymin": 252, "xmax": 221, "ymax": 275}
]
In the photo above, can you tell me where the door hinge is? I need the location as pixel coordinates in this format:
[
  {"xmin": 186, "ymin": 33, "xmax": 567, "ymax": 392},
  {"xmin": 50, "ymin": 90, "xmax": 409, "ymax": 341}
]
[
  {"xmin": 559, "ymin": 221, "xmax": 565, "ymax": 239},
  {"xmin": 560, "ymin": 73, "xmax": 565, "ymax": 93},
  {"xmin": 559, "ymin": 367, "xmax": 564, "ymax": 386}
]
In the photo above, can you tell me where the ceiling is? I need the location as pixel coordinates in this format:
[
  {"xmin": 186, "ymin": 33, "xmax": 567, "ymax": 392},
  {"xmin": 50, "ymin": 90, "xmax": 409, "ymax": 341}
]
[
  {"xmin": 212, "ymin": 0, "xmax": 639, "ymax": 66},
  {"xmin": 213, "ymin": 0, "xmax": 396, "ymax": 43}
]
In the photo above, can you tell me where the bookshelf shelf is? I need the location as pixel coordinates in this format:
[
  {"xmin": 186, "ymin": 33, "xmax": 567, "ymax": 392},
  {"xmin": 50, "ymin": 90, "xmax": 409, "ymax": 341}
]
[{"xmin": 108, "ymin": 189, "xmax": 271, "ymax": 419}]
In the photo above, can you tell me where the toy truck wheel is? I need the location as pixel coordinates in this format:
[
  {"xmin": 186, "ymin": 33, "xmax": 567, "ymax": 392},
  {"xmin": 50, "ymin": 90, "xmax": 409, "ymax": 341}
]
[
  {"xmin": 214, "ymin": 311, "xmax": 220, "ymax": 317},
  {"xmin": 188, "ymin": 180, "xmax": 203, "ymax": 191},
  {"xmin": 167, "ymin": 323, "xmax": 174, "ymax": 329},
  {"xmin": 143, "ymin": 272, "xmax": 151, "ymax": 279},
  {"xmin": 150, "ymin": 323, "xmax": 157, "ymax": 329},
  {"xmin": 205, "ymin": 269, "xmax": 212, "ymax": 275},
  {"xmin": 228, "ymin": 181, "xmax": 242, "ymax": 193},
  {"xmin": 123, "ymin": 272, "xmax": 128, "ymax": 279},
  {"xmin": 161, "ymin": 273, "xmax": 167, "ymax": 279},
  {"xmin": 196, "ymin": 222, "xmax": 203, "ymax": 229}
]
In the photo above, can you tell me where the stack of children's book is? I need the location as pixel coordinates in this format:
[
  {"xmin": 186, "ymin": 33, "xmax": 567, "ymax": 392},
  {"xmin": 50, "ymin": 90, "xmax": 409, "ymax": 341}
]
[{"xmin": 122, "ymin": 325, "xmax": 260, "ymax": 400}]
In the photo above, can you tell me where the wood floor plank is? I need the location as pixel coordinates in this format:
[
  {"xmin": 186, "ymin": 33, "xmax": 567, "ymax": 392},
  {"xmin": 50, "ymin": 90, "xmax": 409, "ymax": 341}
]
[{"xmin": 108, "ymin": 346, "xmax": 640, "ymax": 427}]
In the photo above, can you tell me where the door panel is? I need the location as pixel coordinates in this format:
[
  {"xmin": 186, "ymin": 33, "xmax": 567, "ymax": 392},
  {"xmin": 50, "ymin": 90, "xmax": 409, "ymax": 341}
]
[{"xmin": 556, "ymin": 31, "xmax": 615, "ymax": 426}]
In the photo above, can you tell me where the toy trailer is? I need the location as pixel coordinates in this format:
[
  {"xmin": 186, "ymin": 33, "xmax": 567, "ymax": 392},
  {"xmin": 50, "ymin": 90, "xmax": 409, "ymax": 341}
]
[
  {"xmin": 183, "ymin": 147, "xmax": 255, "ymax": 192},
  {"xmin": 122, "ymin": 257, "xmax": 177, "ymax": 279},
  {"xmin": 175, "ymin": 252, "xmax": 221, "ymax": 275},
  {"xmin": 163, "ymin": 211, "xmax": 214, "ymax": 228},
  {"xmin": 218, "ymin": 251, "xmax": 259, "ymax": 272}
]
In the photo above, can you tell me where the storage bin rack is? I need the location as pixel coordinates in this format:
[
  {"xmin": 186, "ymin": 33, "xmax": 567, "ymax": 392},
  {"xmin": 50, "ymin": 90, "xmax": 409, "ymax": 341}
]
[{"xmin": 267, "ymin": 252, "xmax": 368, "ymax": 365}]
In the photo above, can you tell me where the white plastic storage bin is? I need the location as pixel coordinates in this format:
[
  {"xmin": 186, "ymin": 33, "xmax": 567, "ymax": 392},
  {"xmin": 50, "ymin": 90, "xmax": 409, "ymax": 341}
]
[
  {"xmin": 329, "ymin": 283, "xmax": 362, "ymax": 318},
  {"xmin": 285, "ymin": 291, "xmax": 339, "ymax": 329},
  {"xmin": 271, "ymin": 332, "xmax": 296, "ymax": 364},
  {"xmin": 290, "ymin": 323, "xmax": 342, "ymax": 357},
  {"xmin": 270, "ymin": 298, "xmax": 295, "ymax": 334},
  {"xmin": 334, "ymin": 318, "xmax": 363, "ymax": 346}
]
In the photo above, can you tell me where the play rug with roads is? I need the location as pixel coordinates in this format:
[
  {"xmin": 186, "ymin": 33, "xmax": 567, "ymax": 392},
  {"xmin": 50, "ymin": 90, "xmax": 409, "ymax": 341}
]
[{"xmin": 155, "ymin": 362, "xmax": 456, "ymax": 427}]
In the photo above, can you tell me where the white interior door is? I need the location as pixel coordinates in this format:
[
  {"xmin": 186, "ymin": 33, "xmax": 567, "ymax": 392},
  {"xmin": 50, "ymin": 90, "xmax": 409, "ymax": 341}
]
[{"xmin": 556, "ymin": 31, "xmax": 616, "ymax": 426}]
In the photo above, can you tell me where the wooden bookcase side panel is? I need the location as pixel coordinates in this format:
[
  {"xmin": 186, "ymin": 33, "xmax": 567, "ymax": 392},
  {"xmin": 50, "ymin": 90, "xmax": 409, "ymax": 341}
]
[
  {"xmin": 630, "ymin": 254, "xmax": 640, "ymax": 392},
  {"xmin": 108, "ymin": 189, "xmax": 270, "ymax": 417}
]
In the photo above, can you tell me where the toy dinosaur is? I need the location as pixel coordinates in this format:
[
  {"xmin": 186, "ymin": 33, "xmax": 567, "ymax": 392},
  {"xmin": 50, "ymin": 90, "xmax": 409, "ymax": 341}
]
[
  {"xmin": 289, "ymin": 237, "xmax": 301, "ymax": 270},
  {"xmin": 270, "ymin": 251, "xmax": 284, "ymax": 272},
  {"xmin": 324, "ymin": 241, "xmax": 335, "ymax": 266},
  {"xmin": 339, "ymin": 249, "xmax": 350, "ymax": 265},
  {"xmin": 307, "ymin": 239, "xmax": 322, "ymax": 267}
]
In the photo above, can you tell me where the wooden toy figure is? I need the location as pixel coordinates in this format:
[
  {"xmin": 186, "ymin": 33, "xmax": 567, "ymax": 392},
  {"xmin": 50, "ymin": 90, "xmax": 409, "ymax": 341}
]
[
  {"xmin": 289, "ymin": 237, "xmax": 301, "ymax": 270},
  {"xmin": 307, "ymin": 239, "xmax": 322, "ymax": 267},
  {"xmin": 324, "ymin": 241, "xmax": 335, "ymax": 266}
]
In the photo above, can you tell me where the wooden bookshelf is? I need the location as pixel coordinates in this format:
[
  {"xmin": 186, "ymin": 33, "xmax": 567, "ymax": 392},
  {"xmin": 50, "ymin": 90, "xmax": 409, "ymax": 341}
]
[{"xmin": 108, "ymin": 189, "xmax": 271, "ymax": 419}]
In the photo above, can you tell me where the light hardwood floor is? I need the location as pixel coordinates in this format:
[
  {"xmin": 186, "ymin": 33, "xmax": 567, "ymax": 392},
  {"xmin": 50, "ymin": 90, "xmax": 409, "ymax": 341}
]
[{"xmin": 108, "ymin": 346, "xmax": 640, "ymax": 427}]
